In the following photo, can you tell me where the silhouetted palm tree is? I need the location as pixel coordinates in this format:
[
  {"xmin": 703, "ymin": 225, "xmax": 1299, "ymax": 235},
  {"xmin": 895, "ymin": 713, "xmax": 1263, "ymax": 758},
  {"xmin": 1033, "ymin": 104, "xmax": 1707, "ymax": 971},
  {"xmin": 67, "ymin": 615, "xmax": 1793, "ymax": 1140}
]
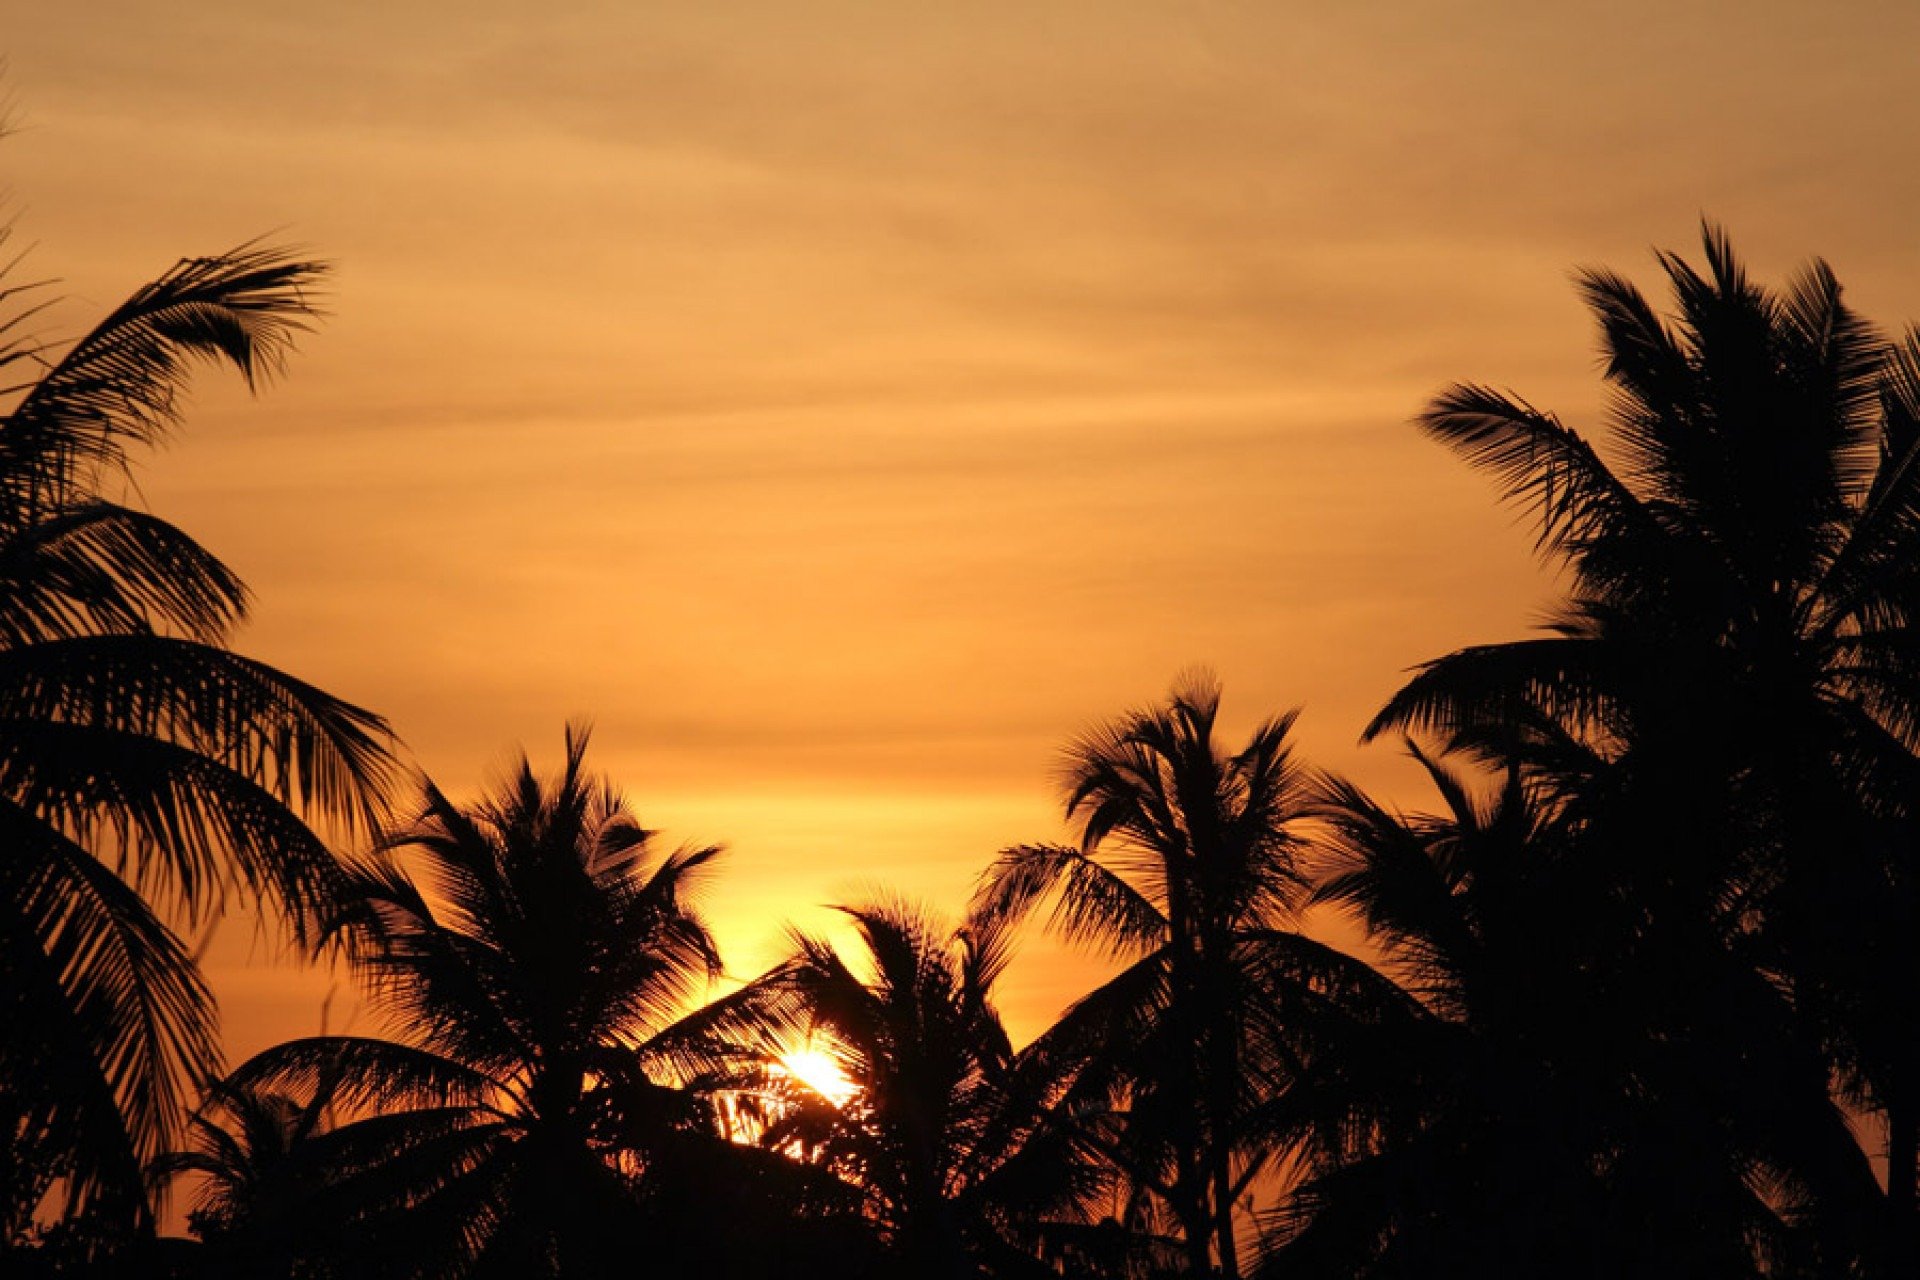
[
  {"xmin": 148, "ymin": 1074, "xmax": 351, "ymax": 1278},
  {"xmin": 0, "ymin": 241, "xmax": 394, "ymax": 1247},
  {"xmin": 974, "ymin": 674, "xmax": 1330, "ymax": 1278},
  {"xmin": 724, "ymin": 898, "xmax": 1133, "ymax": 1279},
  {"xmin": 1258, "ymin": 751, "xmax": 1878, "ymax": 1279},
  {"xmin": 1367, "ymin": 226, "xmax": 1920, "ymax": 1273},
  {"xmin": 221, "ymin": 729, "xmax": 750, "ymax": 1278}
]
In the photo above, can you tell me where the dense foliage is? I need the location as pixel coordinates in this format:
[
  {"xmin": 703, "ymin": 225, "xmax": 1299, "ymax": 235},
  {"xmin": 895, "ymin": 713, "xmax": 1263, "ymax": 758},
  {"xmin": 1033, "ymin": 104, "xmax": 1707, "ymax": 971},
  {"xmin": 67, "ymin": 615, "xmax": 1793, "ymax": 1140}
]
[
  {"xmin": 6, "ymin": 227, "xmax": 1918, "ymax": 1278},
  {"xmin": 0, "ymin": 233, "xmax": 393, "ymax": 1268}
]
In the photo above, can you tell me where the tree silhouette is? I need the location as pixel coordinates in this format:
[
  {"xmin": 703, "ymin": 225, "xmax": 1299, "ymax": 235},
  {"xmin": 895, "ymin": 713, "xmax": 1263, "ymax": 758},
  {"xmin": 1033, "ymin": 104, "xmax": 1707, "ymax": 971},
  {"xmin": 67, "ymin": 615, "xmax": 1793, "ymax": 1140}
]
[
  {"xmin": 974, "ymin": 673, "xmax": 1337, "ymax": 1278},
  {"xmin": 148, "ymin": 1073, "xmax": 356, "ymax": 1278},
  {"xmin": 223, "ymin": 729, "xmax": 739, "ymax": 1278},
  {"xmin": 1367, "ymin": 225, "xmax": 1920, "ymax": 1273},
  {"xmin": 0, "ymin": 241, "xmax": 394, "ymax": 1251},
  {"xmin": 721, "ymin": 897, "xmax": 1137, "ymax": 1279},
  {"xmin": 1259, "ymin": 751, "xmax": 1878, "ymax": 1279}
]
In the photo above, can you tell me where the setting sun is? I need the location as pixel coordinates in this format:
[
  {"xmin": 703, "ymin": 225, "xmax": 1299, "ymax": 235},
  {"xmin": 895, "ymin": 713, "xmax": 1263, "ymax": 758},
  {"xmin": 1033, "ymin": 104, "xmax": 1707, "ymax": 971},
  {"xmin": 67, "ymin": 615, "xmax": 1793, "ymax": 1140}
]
[{"xmin": 778, "ymin": 1048, "xmax": 859, "ymax": 1107}]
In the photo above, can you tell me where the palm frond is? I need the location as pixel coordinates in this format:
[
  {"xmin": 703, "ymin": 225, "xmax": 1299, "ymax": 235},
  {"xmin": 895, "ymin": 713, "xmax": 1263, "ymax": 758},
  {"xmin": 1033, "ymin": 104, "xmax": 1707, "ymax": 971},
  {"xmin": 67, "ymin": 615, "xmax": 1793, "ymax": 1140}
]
[
  {"xmin": 972, "ymin": 842, "xmax": 1168, "ymax": 959},
  {"xmin": 1363, "ymin": 632, "xmax": 1617, "ymax": 749},
  {"xmin": 1309, "ymin": 776, "xmax": 1472, "ymax": 996},
  {"xmin": 1815, "ymin": 331, "xmax": 1920, "ymax": 637},
  {"xmin": 1, "ymin": 801, "xmax": 220, "ymax": 1221},
  {"xmin": 1416, "ymin": 383, "xmax": 1656, "ymax": 562},
  {"xmin": 1, "ymin": 246, "xmax": 324, "ymax": 515},
  {"xmin": 0, "ymin": 503, "xmax": 247, "ymax": 645},
  {"xmin": 0, "ymin": 632, "xmax": 394, "ymax": 828},
  {"xmin": 0, "ymin": 720, "xmax": 352, "ymax": 940},
  {"xmin": 226, "ymin": 1036, "xmax": 495, "ymax": 1117}
]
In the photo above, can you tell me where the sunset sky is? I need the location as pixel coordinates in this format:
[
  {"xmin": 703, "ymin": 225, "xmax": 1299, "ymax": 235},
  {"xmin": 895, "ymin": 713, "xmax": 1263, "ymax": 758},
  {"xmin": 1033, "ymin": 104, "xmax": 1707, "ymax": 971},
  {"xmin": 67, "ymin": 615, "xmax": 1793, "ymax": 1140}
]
[{"xmin": 7, "ymin": 1, "xmax": 1920, "ymax": 1050}]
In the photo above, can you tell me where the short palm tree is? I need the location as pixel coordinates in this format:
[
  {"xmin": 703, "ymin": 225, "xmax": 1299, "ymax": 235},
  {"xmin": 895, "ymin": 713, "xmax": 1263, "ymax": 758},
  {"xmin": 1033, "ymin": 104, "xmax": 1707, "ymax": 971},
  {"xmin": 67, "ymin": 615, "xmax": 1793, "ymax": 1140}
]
[
  {"xmin": 1367, "ymin": 226, "xmax": 1920, "ymax": 1272},
  {"xmin": 728, "ymin": 898, "xmax": 1128, "ymax": 1279},
  {"xmin": 224, "ymin": 729, "xmax": 740, "ymax": 1278},
  {"xmin": 973, "ymin": 674, "xmax": 1338, "ymax": 1278},
  {"xmin": 0, "ymin": 239, "xmax": 394, "ymax": 1245},
  {"xmin": 148, "ymin": 1074, "xmax": 348, "ymax": 1278}
]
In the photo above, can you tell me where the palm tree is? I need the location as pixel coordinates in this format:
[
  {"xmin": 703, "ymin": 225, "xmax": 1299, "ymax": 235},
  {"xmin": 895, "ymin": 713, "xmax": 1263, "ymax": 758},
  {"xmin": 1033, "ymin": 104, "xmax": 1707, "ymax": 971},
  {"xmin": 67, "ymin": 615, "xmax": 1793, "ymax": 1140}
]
[
  {"xmin": 0, "ymin": 239, "xmax": 395, "ymax": 1247},
  {"xmin": 1366, "ymin": 225, "xmax": 1920, "ymax": 1272},
  {"xmin": 723, "ymin": 897, "xmax": 1132, "ymax": 1279},
  {"xmin": 222, "ymin": 729, "xmax": 757, "ymax": 1278},
  {"xmin": 1258, "ymin": 751, "xmax": 1879, "ymax": 1279},
  {"xmin": 148, "ymin": 1073, "xmax": 350, "ymax": 1278},
  {"xmin": 973, "ymin": 673, "xmax": 1345, "ymax": 1278}
]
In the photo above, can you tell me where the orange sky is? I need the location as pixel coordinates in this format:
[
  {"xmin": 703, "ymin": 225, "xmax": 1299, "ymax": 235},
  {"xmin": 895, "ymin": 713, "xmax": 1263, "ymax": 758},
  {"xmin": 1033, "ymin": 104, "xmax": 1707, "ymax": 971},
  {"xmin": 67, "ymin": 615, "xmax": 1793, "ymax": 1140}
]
[{"xmin": 8, "ymin": 1, "xmax": 1920, "ymax": 1050}]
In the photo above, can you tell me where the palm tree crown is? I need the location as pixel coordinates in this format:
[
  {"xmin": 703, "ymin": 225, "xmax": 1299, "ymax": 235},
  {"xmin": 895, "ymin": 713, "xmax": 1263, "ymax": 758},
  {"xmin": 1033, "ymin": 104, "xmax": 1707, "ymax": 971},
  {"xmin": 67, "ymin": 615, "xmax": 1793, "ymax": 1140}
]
[
  {"xmin": 731, "ymin": 898, "xmax": 1121, "ymax": 1279},
  {"xmin": 1367, "ymin": 225, "xmax": 1920, "ymax": 1274},
  {"xmin": 974, "ymin": 672, "xmax": 1319, "ymax": 1278},
  {"xmin": 223, "ymin": 728, "xmax": 729, "ymax": 1278}
]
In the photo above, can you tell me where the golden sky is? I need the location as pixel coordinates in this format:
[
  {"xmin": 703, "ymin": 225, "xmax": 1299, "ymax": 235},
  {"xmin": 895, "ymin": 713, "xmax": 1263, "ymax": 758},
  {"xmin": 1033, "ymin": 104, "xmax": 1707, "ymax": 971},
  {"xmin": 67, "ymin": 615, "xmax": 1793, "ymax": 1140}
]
[{"xmin": 8, "ymin": 1, "xmax": 1920, "ymax": 1050}]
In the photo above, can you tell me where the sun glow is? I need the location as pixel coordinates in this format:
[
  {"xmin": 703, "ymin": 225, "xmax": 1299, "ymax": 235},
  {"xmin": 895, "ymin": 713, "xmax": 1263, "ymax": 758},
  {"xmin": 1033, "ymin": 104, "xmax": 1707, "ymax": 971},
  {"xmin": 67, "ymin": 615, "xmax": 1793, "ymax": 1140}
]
[{"xmin": 779, "ymin": 1048, "xmax": 858, "ymax": 1106}]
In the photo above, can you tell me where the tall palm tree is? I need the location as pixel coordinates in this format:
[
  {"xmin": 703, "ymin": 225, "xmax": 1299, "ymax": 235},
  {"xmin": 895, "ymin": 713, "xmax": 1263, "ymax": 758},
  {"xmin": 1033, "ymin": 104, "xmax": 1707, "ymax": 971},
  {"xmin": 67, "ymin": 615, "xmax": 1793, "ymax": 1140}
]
[
  {"xmin": 724, "ymin": 898, "xmax": 1132, "ymax": 1280},
  {"xmin": 222, "ymin": 729, "xmax": 751, "ymax": 1278},
  {"xmin": 973, "ymin": 673, "xmax": 1345, "ymax": 1278},
  {"xmin": 0, "ymin": 239, "xmax": 394, "ymax": 1245},
  {"xmin": 1366, "ymin": 225, "xmax": 1920, "ymax": 1272}
]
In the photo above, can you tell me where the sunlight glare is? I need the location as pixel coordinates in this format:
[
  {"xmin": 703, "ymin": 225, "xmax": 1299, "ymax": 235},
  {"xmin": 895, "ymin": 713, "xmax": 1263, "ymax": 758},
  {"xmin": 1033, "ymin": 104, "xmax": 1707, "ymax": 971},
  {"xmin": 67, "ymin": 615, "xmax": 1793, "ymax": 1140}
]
[{"xmin": 779, "ymin": 1047, "xmax": 858, "ymax": 1106}]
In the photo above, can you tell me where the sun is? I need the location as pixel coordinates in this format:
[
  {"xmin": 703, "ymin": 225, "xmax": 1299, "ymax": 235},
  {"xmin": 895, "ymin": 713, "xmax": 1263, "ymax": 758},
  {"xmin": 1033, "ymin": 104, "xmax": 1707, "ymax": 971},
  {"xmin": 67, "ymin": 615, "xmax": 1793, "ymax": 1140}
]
[{"xmin": 778, "ymin": 1047, "xmax": 858, "ymax": 1106}]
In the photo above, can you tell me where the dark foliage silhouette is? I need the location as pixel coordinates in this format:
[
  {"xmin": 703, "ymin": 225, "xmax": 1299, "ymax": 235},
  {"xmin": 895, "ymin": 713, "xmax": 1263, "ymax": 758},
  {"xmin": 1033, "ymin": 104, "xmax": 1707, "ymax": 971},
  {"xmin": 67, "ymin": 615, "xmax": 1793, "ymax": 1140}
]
[
  {"xmin": 974, "ymin": 673, "xmax": 1364, "ymax": 1278},
  {"xmin": 0, "ymin": 236, "xmax": 394, "ymax": 1254},
  {"xmin": 217, "ymin": 729, "xmax": 832, "ymax": 1278},
  {"xmin": 1368, "ymin": 225, "xmax": 1920, "ymax": 1274},
  {"xmin": 146, "ymin": 1073, "xmax": 360, "ymax": 1278},
  {"xmin": 717, "ymin": 897, "xmax": 1146, "ymax": 1279},
  {"xmin": 1257, "ymin": 751, "xmax": 1878, "ymax": 1279}
]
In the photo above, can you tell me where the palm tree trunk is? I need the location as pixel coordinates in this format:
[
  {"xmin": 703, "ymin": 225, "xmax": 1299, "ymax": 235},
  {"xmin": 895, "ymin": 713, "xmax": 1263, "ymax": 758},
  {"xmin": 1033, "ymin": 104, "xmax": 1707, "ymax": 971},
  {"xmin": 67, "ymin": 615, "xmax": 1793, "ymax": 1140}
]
[
  {"xmin": 1201, "ymin": 949, "xmax": 1242, "ymax": 1279},
  {"xmin": 1170, "ymin": 1058, "xmax": 1213, "ymax": 1277},
  {"xmin": 1210, "ymin": 1147, "xmax": 1239, "ymax": 1279},
  {"xmin": 1161, "ymin": 887, "xmax": 1216, "ymax": 1278},
  {"xmin": 1891, "ymin": 1098, "xmax": 1918, "ymax": 1276},
  {"xmin": 1179, "ymin": 1193, "xmax": 1215, "ymax": 1278}
]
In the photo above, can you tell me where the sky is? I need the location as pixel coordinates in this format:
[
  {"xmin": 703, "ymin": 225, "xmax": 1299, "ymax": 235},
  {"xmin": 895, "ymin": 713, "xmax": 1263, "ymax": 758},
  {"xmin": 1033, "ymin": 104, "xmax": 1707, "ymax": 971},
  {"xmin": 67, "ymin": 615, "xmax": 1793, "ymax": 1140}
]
[{"xmin": 6, "ymin": 0, "xmax": 1920, "ymax": 1052}]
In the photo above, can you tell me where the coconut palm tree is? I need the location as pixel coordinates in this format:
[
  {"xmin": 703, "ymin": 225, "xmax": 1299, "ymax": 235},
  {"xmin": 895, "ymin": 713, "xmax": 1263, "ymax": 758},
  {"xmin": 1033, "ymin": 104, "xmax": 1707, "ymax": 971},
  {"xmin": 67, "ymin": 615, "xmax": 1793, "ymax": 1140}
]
[
  {"xmin": 0, "ymin": 239, "xmax": 394, "ymax": 1248},
  {"xmin": 973, "ymin": 673, "xmax": 1351, "ymax": 1278},
  {"xmin": 221, "ymin": 729, "xmax": 762, "ymax": 1278},
  {"xmin": 1258, "ymin": 751, "xmax": 1879, "ymax": 1279},
  {"xmin": 723, "ymin": 897, "xmax": 1136, "ymax": 1280},
  {"xmin": 147, "ymin": 1073, "xmax": 352, "ymax": 1279},
  {"xmin": 1366, "ymin": 225, "xmax": 1920, "ymax": 1273}
]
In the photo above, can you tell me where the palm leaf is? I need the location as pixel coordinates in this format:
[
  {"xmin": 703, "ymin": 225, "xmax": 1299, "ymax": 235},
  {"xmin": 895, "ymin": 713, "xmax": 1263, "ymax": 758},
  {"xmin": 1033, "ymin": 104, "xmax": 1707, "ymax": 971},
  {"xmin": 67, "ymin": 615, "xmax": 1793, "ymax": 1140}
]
[
  {"xmin": 0, "ymin": 503, "xmax": 247, "ymax": 645},
  {"xmin": 1416, "ymin": 383, "xmax": 1657, "ymax": 563},
  {"xmin": 972, "ymin": 842, "xmax": 1168, "ymax": 960},
  {"xmin": 226, "ymin": 1036, "xmax": 496, "ymax": 1117},
  {"xmin": 0, "ymin": 632, "xmax": 393, "ymax": 826},
  {"xmin": 1, "ymin": 246, "xmax": 324, "ymax": 517},
  {"xmin": 1, "ymin": 802, "xmax": 220, "ymax": 1220}
]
